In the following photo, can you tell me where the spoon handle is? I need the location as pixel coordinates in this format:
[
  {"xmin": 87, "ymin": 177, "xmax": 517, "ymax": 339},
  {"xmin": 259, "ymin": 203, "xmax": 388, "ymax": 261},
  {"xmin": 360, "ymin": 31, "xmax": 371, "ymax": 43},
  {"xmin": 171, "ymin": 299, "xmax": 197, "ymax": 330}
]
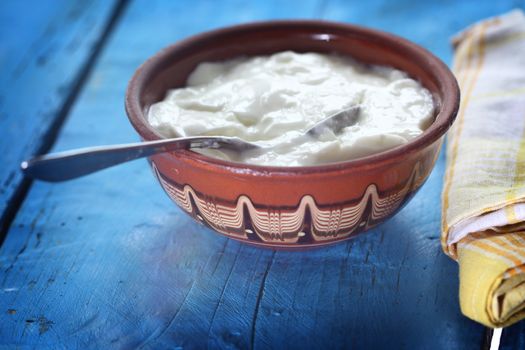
[{"xmin": 20, "ymin": 136, "xmax": 240, "ymax": 182}]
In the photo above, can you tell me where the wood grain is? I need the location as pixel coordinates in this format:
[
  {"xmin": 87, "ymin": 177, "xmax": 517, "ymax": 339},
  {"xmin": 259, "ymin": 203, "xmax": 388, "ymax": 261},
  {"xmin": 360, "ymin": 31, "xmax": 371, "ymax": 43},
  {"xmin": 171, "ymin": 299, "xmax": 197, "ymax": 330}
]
[
  {"xmin": 1, "ymin": 0, "xmax": 524, "ymax": 348},
  {"xmin": 0, "ymin": 0, "xmax": 121, "ymax": 240}
]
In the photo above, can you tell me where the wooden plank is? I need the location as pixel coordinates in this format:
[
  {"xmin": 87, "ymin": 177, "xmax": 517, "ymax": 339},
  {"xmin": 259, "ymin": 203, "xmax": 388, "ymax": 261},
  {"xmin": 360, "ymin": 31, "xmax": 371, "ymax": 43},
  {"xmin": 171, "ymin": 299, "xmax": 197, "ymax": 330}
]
[
  {"xmin": 1, "ymin": 0, "xmax": 522, "ymax": 348},
  {"xmin": 322, "ymin": 0, "xmax": 525, "ymax": 63},
  {"xmin": 0, "ymin": 0, "xmax": 321, "ymax": 348},
  {"xmin": 250, "ymin": 1, "xmax": 523, "ymax": 348},
  {"xmin": 0, "ymin": 0, "xmax": 121, "ymax": 239}
]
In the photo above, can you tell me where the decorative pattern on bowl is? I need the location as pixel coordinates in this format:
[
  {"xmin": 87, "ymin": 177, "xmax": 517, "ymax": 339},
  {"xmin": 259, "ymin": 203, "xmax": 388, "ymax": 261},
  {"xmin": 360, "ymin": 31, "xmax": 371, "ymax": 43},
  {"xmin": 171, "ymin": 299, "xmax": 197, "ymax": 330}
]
[{"xmin": 152, "ymin": 162, "xmax": 422, "ymax": 246}]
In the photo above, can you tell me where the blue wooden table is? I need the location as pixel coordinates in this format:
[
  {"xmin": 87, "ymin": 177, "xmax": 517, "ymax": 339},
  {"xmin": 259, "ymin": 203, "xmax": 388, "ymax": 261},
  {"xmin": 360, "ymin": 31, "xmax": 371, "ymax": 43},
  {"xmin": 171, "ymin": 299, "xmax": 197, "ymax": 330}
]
[{"xmin": 1, "ymin": 0, "xmax": 524, "ymax": 349}]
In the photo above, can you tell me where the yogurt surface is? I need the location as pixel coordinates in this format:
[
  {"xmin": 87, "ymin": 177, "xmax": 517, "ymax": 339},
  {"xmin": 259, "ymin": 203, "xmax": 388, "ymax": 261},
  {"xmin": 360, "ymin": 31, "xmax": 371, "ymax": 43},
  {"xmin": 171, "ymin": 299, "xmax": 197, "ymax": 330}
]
[{"xmin": 147, "ymin": 51, "xmax": 435, "ymax": 166}]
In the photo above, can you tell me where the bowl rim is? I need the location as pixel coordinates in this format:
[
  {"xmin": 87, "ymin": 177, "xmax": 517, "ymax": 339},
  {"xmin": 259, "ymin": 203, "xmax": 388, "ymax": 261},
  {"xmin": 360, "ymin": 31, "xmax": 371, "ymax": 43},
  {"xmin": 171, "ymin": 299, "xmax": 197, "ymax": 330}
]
[{"xmin": 125, "ymin": 19, "xmax": 459, "ymax": 174}]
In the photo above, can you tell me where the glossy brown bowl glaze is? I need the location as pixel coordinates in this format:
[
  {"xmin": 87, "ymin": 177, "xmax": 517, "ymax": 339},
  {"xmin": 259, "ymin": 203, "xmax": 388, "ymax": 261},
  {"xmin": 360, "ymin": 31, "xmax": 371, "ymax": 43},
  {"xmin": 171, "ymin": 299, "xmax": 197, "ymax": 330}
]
[{"xmin": 125, "ymin": 20, "xmax": 459, "ymax": 249}]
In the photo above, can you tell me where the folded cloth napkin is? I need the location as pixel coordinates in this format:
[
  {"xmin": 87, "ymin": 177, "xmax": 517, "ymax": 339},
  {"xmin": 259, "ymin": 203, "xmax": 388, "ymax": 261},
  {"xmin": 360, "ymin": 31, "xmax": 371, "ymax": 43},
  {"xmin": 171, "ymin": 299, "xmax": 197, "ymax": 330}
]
[{"xmin": 442, "ymin": 9, "xmax": 525, "ymax": 328}]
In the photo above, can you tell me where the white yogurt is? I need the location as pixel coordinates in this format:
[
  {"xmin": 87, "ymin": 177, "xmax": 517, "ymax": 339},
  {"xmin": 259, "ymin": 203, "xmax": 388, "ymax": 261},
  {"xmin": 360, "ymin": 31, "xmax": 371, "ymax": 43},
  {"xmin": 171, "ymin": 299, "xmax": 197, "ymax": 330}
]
[{"xmin": 147, "ymin": 51, "xmax": 434, "ymax": 166}]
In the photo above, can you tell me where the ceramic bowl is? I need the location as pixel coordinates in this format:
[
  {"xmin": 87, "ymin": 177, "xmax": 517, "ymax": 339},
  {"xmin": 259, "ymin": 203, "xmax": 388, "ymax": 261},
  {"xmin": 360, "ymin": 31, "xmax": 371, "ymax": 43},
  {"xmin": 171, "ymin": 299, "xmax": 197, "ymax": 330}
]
[{"xmin": 125, "ymin": 21, "xmax": 459, "ymax": 249}]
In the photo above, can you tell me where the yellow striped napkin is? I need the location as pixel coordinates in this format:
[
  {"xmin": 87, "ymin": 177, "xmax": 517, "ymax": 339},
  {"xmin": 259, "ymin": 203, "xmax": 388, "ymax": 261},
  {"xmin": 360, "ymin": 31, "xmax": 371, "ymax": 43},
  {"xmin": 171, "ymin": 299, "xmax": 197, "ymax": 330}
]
[{"xmin": 442, "ymin": 9, "xmax": 525, "ymax": 328}]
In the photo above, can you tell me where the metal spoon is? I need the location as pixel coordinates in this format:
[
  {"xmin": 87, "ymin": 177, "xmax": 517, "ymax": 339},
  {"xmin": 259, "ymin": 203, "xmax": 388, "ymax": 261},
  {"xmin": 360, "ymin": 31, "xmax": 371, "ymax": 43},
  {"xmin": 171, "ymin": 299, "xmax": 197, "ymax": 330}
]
[{"xmin": 21, "ymin": 106, "xmax": 360, "ymax": 182}]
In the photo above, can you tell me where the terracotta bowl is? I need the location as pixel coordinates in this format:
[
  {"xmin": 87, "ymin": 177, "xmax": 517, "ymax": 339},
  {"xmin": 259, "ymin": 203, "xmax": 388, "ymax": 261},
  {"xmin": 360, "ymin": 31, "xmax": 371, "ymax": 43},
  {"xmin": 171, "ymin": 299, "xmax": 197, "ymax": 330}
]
[{"xmin": 125, "ymin": 21, "xmax": 459, "ymax": 249}]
